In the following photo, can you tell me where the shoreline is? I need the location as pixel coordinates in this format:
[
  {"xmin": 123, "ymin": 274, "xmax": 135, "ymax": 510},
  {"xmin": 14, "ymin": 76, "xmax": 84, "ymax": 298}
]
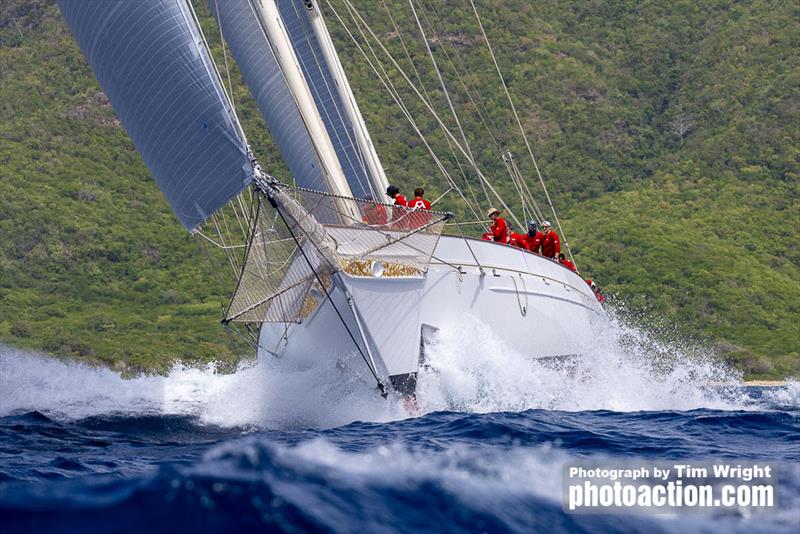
[{"xmin": 742, "ymin": 380, "xmax": 791, "ymax": 387}]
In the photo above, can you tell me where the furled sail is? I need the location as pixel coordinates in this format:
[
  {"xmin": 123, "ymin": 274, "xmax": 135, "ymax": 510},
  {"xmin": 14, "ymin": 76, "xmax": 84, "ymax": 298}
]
[
  {"xmin": 276, "ymin": 0, "xmax": 374, "ymax": 199},
  {"xmin": 58, "ymin": 0, "xmax": 253, "ymax": 230},
  {"xmin": 210, "ymin": 0, "xmax": 329, "ymax": 194}
]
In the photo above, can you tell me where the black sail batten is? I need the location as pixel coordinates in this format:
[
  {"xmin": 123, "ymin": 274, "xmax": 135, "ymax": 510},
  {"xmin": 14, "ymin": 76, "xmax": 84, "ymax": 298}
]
[{"xmin": 58, "ymin": 0, "xmax": 253, "ymax": 230}]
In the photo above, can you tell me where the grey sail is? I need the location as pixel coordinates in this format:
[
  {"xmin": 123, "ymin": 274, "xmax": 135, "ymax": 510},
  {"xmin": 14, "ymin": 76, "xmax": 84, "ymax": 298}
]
[
  {"xmin": 210, "ymin": 0, "xmax": 329, "ymax": 194},
  {"xmin": 277, "ymin": 0, "xmax": 373, "ymax": 199},
  {"xmin": 58, "ymin": 0, "xmax": 253, "ymax": 230}
]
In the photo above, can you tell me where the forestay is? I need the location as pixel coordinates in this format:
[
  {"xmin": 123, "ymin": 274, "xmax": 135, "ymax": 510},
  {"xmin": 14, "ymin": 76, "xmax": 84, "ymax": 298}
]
[
  {"xmin": 58, "ymin": 0, "xmax": 253, "ymax": 230},
  {"xmin": 224, "ymin": 185, "xmax": 449, "ymax": 323}
]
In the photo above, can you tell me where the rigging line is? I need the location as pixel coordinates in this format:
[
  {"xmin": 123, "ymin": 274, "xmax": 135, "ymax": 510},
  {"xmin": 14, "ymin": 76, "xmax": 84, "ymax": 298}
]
[
  {"xmin": 343, "ymin": 8, "xmax": 485, "ymax": 228},
  {"xmin": 503, "ymin": 150, "xmax": 538, "ymax": 224},
  {"xmin": 214, "ymin": 0, "xmax": 237, "ymax": 116},
  {"xmin": 230, "ymin": 195, "xmax": 248, "ymax": 242},
  {"xmin": 269, "ymin": 195, "xmax": 385, "ymax": 393},
  {"xmin": 411, "ymin": 3, "xmax": 493, "ymax": 212},
  {"xmin": 408, "ymin": 0, "xmax": 474, "ymax": 169},
  {"xmin": 508, "ymin": 151, "xmax": 545, "ymax": 222},
  {"xmin": 502, "ymin": 152, "xmax": 528, "ymax": 223},
  {"xmin": 338, "ymin": 3, "xmax": 457, "ymax": 193},
  {"xmin": 329, "ymin": 2, "xmax": 472, "ymax": 218},
  {"xmin": 287, "ymin": 1, "xmax": 375, "ymax": 200},
  {"xmin": 333, "ymin": 0, "xmax": 524, "ymax": 231},
  {"xmin": 429, "ymin": 186, "xmax": 453, "ymax": 206},
  {"xmin": 468, "ymin": 0, "xmax": 576, "ymax": 267},
  {"xmin": 210, "ymin": 214, "xmax": 240, "ymax": 278},
  {"xmin": 407, "ymin": 0, "xmax": 492, "ymax": 211},
  {"xmin": 218, "ymin": 206, "xmax": 241, "ymax": 272},
  {"xmin": 420, "ymin": 0, "xmax": 505, "ymax": 147},
  {"xmin": 379, "ymin": 2, "xmax": 485, "ymax": 226}
]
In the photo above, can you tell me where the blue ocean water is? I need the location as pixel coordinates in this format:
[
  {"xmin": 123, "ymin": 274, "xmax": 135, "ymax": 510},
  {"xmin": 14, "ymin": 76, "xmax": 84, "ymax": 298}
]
[{"xmin": 1, "ymin": 317, "xmax": 798, "ymax": 533}]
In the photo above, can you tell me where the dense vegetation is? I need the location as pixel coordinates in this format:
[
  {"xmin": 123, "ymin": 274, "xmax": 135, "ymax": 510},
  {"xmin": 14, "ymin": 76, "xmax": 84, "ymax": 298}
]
[{"xmin": 0, "ymin": 0, "xmax": 797, "ymax": 378}]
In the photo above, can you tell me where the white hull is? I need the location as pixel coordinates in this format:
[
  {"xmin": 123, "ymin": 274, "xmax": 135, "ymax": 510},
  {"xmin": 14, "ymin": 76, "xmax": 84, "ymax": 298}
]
[{"xmin": 258, "ymin": 235, "xmax": 604, "ymax": 395}]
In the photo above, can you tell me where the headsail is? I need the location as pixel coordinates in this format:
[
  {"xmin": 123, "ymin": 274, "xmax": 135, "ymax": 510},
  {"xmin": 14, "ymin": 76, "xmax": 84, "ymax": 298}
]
[
  {"xmin": 58, "ymin": 0, "xmax": 253, "ymax": 230},
  {"xmin": 210, "ymin": 0, "xmax": 330, "ymax": 194},
  {"xmin": 277, "ymin": 0, "xmax": 375, "ymax": 199},
  {"xmin": 210, "ymin": 0, "xmax": 386, "ymax": 200}
]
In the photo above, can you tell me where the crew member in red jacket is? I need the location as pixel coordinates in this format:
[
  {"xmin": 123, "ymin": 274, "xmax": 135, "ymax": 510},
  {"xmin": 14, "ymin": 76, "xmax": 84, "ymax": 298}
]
[
  {"xmin": 407, "ymin": 187, "xmax": 432, "ymax": 228},
  {"xmin": 558, "ymin": 252, "xmax": 577, "ymax": 272},
  {"xmin": 483, "ymin": 207, "xmax": 509, "ymax": 244},
  {"xmin": 524, "ymin": 220, "xmax": 544, "ymax": 253},
  {"xmin": 386, "ymin": 185, "xmax": 407, "ymax": 207},
  {"xmin": 539, "ymin": 220, "xmax": 560, "ymax": 259},
  {"xmin": 509, "ymin": 230, "xmax": 529, "ymax": 250},
  {"xmin": 407, "ymin": 187, "xmax": 431, "ymax": 210},
  {"xmin": 362, "ymin": 201, "xmax": 387, "ymax": 226},
  {"xmin": 586, "ymin": 279, "xmax": 606, "ymax": 303},
  {"xmin": 386, "ymin": 184, "xmax": 408, "ymax": 228}
]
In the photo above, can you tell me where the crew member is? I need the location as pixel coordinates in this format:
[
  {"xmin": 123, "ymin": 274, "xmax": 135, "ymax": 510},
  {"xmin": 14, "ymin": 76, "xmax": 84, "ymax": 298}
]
[
  {"xmin": 362, "ymin": 200, "xmax": 387, "ymax": 226},
  {"xmin": 539, "ymin": 220, "xmax": 560, "ymax": 259},
  {"xmin": 386, "ymin": 184, "xmax": 408, "ymax": 228},
  {"xmin": 586, "ymin": 279, "xmax": 605, "ymax": 303},
  {"xmin": 386, "ymin": 185, "xmax": 407, "ymax": 207},
  {"xmin": 408, "ymin": 187, "xmax": 431, "ymax": 210},
  {"xmin": 558, "ymin": 252, "xmax": 576, "ymax": 272},
  {"xmin": 509, "ymin": 228, "xmax": 529, "ymax": 250},
  {"xmin": 525, "ymin": 220, "xmax": 543, "ymax": 254},
  {"xmin": 483, "ymin": 208, "xmax": 509, "ymax": 244},
  {"xmin": 407, "ymin": 187, "xmax": 432, "ymax": 228}
]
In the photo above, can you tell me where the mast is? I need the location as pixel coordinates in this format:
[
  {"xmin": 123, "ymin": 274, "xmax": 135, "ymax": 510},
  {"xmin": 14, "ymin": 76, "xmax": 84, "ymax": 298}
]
[
  {"xmin": 252, "ymin": 0, "xmax": 355, "ymax": 208},
  {"xmin": 304, "ymin": 0, "xmax": 390, "ymax": 199}
]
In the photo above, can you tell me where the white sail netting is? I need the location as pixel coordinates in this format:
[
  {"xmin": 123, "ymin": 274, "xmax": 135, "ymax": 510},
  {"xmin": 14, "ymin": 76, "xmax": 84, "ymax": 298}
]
[{"xmin": 224, "ymin": 186, "xmax": 449, "ymax": 324}]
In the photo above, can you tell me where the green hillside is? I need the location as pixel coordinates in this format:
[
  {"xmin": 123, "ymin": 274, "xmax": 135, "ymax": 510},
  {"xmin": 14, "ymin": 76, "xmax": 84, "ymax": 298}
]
[{"xmin": 0, "ymin": 0, "xmax": 797, "ymax": 378}]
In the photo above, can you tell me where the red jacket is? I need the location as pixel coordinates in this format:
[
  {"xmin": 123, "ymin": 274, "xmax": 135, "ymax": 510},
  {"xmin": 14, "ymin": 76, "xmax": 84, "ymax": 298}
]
[
  {"xmin": 509, "ymin": 232, "xmax": 529, "ymax": 250},
  {"xmin": 560, "ymin": 258, "xmax": 577, "ymax": 272},
  {"xmin": 407, "ymin": 196, "xmax": 432, "ymax": 228},
  {"xmin": 393, "ymin": 194, "xmax": 408, "ymax": 207},
  {"xmin": 525, "ymin": 231, "xmax": 544, "ymax": 253},
  {"xmin": 595, "ymin": 291, "xmax": 606, "ymax": 303},
  {"xmin": 408, "ymin": 197, "xmax": 431, "ymax": 210},
  {"xmin": 363, "ymin": 203, "xmax": 387, "ymax": 225},
  {"xmin": 540, "ymin": 230, "xmax": 560, "ymax": 257},
  {"xmin": 490, "ymin": 217, "xmax": 509, "ymax": 243}
]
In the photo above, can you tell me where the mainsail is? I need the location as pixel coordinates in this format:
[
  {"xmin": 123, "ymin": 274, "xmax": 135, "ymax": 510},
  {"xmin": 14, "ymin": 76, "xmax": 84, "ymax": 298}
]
[{"xmin": 58, "ymin": 0, "xmax": 253, "ymax": 230}]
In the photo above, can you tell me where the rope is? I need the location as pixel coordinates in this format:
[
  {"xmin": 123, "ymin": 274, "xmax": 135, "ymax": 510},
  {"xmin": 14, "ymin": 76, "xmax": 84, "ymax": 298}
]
[
  {"xmin": 331, "ymin": 1, "xmax": 469, "ymax": 209},
  {"xmin": 271, "ymin": 195, "xmax": 386, "ymax": 393},
  {"xmin": 330, "ymin": 0, "xmax": 524, "ymax": 230},
  {"xmin": 468, "ymin": 0, "xmax": 576, "ymax": 268},
  {"xmin": 214, "ymin": 0, "xmax": 237, "ymax": 117},
  {"xmin": 379, "ymin": 0, "xmax": 487, "ymax": 228},
  {"xmin": 408, "ymin": 0, "xmax": 476, "ymax": 178}
]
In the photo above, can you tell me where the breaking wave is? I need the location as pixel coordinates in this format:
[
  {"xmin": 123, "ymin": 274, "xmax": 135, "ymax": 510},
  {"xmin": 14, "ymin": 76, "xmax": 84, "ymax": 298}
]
[{"xmin": 0, "ymin": 309, "xmax": 788, "ymax": 428}]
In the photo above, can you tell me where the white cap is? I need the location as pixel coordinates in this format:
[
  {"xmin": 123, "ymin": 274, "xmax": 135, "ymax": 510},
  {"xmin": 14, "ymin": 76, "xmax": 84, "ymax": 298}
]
[
  {"xmin": 541, "ymin": 220, "xmax": 551, "ymax": 227},
  {"xmin": 487, "ymin": 207, "xmax": 500, "ymax": 217}
]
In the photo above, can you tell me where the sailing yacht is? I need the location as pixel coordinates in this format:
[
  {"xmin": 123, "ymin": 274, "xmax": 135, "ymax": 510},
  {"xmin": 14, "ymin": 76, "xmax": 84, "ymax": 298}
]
[{"xmin": 57, "ymin": 0, "xmax": 603, "ymax": 397}]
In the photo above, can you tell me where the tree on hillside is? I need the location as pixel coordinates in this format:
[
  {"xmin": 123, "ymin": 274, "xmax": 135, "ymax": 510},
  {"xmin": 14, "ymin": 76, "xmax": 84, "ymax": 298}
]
[{"xmin": 667, "ymin": 111, "xmax": 696, "ymax": 146}]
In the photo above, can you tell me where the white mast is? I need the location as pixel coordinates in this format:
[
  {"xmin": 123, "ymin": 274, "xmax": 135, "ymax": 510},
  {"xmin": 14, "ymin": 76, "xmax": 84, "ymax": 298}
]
[
  {"xmin": 305, "ymin": 0, "xmax": 390, "ymax": 199},
  {"xmin": 252, "ymin": 0, "xmax": 355, "ymax": 208}
]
